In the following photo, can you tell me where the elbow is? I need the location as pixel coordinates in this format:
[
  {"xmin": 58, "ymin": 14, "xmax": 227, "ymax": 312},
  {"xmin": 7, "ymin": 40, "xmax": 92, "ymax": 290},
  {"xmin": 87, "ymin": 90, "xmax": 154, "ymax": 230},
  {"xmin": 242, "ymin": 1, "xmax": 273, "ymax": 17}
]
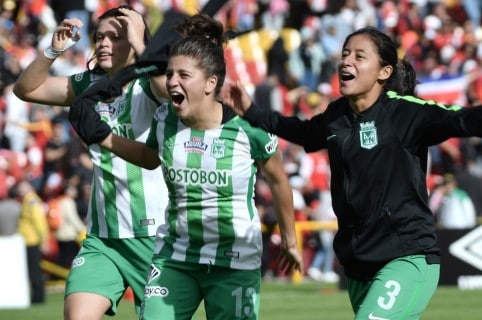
[
  {"xmin": 143, "ymin": 154, "xmax": 161, "ymax": 170},
  {"xmin": 144, "ymin": 162, "xmax": 159, "ymax": 170},
  {"xmin": 12, "ymin": 84, "xmax": 24, "ymax": 99},
  {"xmin": 141, "ymin": 147, "xmax": 161, "ymax": 170},
  {"xmin": 12, "ymin": 84, "xmax": 30, "ymax": 101}
]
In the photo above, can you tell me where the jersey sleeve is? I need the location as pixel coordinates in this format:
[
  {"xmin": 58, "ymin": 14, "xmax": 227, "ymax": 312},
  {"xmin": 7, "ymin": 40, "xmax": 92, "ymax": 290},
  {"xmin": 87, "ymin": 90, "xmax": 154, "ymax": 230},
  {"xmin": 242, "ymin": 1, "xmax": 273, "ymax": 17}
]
[
  {"xmin": 70, "ymin": 71, "xmax": 94, "ymax": 96},
  {"xmin": 240, "ymin": 119, "xmax": 279, "ymax": 160},
  {"xmin": 146, "ymin": 101, "xmax": 172, "ymax": 149},
  {"xmin": 145, "ymin": 119, "xmax": 159, "ymax": 149},
  {"xmin": 386, "ymin": 91, "xmax": 482, "ymax": 146}
]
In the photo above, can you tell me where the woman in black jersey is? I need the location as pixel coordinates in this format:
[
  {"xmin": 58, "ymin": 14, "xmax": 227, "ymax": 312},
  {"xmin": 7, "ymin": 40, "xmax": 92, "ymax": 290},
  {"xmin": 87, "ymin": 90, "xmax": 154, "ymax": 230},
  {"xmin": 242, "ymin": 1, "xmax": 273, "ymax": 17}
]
[{"xmin": 223, "ymin": 26, "xmax": 482, "ymax": 319}]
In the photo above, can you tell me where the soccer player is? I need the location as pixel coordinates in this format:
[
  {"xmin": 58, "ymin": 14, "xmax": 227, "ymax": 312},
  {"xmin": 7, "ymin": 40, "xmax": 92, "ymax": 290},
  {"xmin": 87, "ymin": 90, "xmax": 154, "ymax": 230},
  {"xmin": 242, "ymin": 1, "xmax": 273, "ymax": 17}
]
[
  {"xmin": 13, "ymin": 6, "xmax": 168, "ymax": 319},
  {"xmin": 223, "ymin": 27, "xmax": 482, "ymax": 319},
  {"xmin": 69, "ymin": 13, "xmax": 302, "ymax": 320}
]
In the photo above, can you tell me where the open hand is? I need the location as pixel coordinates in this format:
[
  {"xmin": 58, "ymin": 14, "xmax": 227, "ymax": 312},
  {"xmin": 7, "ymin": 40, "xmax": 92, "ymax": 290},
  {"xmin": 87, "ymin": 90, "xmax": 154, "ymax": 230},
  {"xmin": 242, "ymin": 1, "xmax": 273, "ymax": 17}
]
[
  {"xmin": 277, "ymin": 243, "xmax": 303, "ymax": 274},
  {"xmin": 220, "ymin": 81, "xmax": 253, "ymax": 116}
]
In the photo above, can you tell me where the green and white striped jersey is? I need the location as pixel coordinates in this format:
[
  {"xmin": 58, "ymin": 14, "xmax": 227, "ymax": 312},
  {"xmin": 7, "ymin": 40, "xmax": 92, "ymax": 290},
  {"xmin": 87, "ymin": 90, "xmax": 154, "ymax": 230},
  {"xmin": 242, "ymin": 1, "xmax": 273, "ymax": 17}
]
[
  {"xmin": 71, "ymin": 71, "xmax": 168, "ymax": 239},
  {"xmin": 146, "ymin": 103, "xmax": 279, "ymax": 270}
]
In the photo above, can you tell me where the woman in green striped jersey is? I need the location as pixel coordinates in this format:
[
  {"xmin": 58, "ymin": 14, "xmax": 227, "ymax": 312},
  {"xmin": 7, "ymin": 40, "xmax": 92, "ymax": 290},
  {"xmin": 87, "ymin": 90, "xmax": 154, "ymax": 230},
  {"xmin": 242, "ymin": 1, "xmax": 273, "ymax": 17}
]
[
  {"xmin": 83, "ymin": 13, "xmax": 303, "ymax": 320},
  {"xmin": 13, "ymin": 6, "xmax": 169, "ymax": 319}
]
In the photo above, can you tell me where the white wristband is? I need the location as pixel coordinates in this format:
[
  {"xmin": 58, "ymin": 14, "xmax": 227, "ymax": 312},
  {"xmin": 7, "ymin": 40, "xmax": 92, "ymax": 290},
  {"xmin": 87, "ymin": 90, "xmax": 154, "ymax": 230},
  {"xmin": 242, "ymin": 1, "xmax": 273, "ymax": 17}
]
[
  {"xmin": 43, "ymin": 37, "xmax": 79, "ymax": 60},
  {"xmin": 43, "ymin": 46, "xmax": 64, "ymax": 60}
]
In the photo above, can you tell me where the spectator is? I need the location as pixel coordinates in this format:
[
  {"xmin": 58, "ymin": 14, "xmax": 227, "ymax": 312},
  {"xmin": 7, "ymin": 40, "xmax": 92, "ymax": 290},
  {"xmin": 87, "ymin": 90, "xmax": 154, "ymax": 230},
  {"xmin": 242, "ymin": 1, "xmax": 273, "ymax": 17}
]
[
  {"xmin": 48, "ymin": 184, "xmax": 86, "ymax": 269},
  {"xmin": 306, "ymin": 190, "xmax": 339, "ymax": 284},
  {"xmin": 433, "ymin": 173, "xmax": 477, "ymax": 229},
  {"xmin": 291, "ymin": 26, "xmax": 326, "ymax": 92},
  {"xmin": 24, "ymin": 132, "xmax": 45, "ymax": 193},
  {"xmin": 42, "ymin": 117, "xmax": 68, "ymax": 197},
  {"xmin": 261, "ymin": 0, "xmax": 289, "ymax": 32},
  {"xmin": 461, "ymin": 0, "xmax": 481, "ymax": 29},
  {"xmin": 3, "ymin": 83, "xmax": 29, "ymax": 153},
  {"xmin": 7, "ymin": 105, "xmax": 53, "ymax": 150},
  {"xmin": 14, "ymin": 178, "xmax": 49, "ymax": 304},
  {"xmin": 0, "ymin": 189, "xmax": 21, "ymax": 236}
]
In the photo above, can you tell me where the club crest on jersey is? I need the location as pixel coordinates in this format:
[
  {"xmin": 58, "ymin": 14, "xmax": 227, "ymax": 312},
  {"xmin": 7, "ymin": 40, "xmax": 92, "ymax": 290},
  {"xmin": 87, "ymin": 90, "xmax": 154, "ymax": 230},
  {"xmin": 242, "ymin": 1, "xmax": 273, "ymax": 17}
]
[
  {"xmin": 74, "ymin": 73, "xmax": 84, "ymax": 82},
  {"xmin": 154, "ymin": 103, "xmax": 169, "ymax": 120},
  {"xmin": 359, "ymin": 121, "xmax": 378, "ymax": 149},
  {"xmin": 210, "ymin": 138, "xmax": 225, "ymax": 159},
  {"xmin": 184, "ymin": 137, "xmax": 208, "ymax": 154}
]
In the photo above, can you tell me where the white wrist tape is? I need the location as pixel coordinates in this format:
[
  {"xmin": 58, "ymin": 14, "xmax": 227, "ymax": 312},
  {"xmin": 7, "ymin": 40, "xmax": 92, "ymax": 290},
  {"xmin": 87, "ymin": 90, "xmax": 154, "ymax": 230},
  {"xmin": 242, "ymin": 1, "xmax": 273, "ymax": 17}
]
[
  {"xmin": 43, "ymin": 37, "xmax": 79, "ymax": 60},
  {"xmin": 43, "ymin": 46, "xmax": 64, "ymax": 60}
]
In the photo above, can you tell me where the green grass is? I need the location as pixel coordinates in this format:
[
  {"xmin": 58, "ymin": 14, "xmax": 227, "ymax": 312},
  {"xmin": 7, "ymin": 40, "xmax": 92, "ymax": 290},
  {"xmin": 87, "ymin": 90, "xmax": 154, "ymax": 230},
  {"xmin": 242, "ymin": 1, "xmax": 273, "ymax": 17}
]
[{"xmin": 1, "ymin": 282, "xmax": 481, "ymax": 319}]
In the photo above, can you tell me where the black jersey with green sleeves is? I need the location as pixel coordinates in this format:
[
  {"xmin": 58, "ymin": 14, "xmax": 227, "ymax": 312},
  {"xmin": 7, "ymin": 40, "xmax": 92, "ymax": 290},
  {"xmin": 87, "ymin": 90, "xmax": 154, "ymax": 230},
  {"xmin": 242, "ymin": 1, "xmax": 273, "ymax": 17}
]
[{"xmin": 244, "ymin": 90, "xmax": 482, "ymax": 280}]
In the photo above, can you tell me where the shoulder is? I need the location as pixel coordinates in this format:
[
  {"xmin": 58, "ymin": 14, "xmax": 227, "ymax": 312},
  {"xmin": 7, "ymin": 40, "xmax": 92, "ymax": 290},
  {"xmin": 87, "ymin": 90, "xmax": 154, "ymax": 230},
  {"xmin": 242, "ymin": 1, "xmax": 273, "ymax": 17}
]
[
  {"xmin": 153, "ymin": 101, "xmax": 173, "ymax": 122},
  {"xmin": 228, "ymin": 117, "xmax": 278, "ymax": 157},
  {"xmin": 70, "ymin": 71, "xmax": 102, "ymax": 95},
  {"xmin": 384, "ymin": 91, "xmax": 428, "ymax": 106}
]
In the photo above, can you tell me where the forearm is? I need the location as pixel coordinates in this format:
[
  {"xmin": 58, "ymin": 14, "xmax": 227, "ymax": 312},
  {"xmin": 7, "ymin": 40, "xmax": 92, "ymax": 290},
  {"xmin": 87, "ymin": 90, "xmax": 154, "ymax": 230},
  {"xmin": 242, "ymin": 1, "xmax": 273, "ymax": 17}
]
[
  {"xmin": 100, "ymin": 133, "xmax": 160, "ymax": 170},
  {"xmin": 244, "ymin": 104, "xmax": 319, "ymax": 149},
  {"xmin": 13, "ymin": 55, "xmax": 54, "ymax": 99},
  {"xmin": 268, "ymin": 179, "xmax": 297, "ymax": 247}
]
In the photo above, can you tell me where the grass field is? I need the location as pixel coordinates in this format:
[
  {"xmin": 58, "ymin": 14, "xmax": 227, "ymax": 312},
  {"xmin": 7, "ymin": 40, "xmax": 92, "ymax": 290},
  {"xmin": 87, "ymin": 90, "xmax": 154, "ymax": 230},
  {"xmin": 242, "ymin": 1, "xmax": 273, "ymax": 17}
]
[{"xmin": 1, "ymin": 282, "xmax": 481, "ymax": 319}]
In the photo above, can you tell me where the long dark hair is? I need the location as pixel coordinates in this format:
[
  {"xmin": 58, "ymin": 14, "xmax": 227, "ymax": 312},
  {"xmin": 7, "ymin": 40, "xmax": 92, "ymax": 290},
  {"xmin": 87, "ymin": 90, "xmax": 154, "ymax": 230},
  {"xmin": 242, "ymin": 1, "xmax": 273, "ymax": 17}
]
[
  {"xmin": 343, "ymin": 27, "xmax": 418, "ymax": 95},
  {"xmin": 87, "ymin": 5, "xmax": 151, "ymax": 74}
]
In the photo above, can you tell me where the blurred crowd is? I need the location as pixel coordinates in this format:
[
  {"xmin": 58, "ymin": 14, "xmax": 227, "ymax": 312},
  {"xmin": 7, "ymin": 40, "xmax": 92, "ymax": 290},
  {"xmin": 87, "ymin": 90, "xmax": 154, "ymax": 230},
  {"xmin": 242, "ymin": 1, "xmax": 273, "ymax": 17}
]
[{"xmin": 1, "ymin": 0, "xmax": 482, "ymax": 287}]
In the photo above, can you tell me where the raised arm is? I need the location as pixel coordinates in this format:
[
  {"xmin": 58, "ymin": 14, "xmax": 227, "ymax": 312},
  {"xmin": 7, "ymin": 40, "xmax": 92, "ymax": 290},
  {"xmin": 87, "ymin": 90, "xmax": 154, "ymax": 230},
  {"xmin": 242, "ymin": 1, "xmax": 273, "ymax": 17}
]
[
  {"xmin": 13, "ymin": 18, "xmax": 83, "ymax": 106},
  {"xmin": 222, "ymin": 81, "xmax": 326, "ymax": 151}
]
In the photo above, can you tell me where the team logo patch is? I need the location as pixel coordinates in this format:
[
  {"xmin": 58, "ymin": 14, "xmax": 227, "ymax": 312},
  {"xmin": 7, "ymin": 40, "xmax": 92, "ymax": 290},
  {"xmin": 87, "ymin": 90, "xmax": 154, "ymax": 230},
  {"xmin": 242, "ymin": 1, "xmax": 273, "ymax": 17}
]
[
  {"xmin": 114, "ymin": 96, "xmax": 127, "ymax": 116},
  {"xmin": 154, "ymin": 103, "xmax": 169, "ymax": 120},
  {"xmin": 210, "ymin": 138, "xmax": 225, "ymax": 159},
  {"xmin": 184, "ymin": 137, "xmax": 208, "ymax": 154},
  {"xmin": 359, "ymin": 121, "xmax": 378, "ymax": 149},
  {"xmin": 144, "ymin": 265, "xmax": 169, "ymax": 299},
  {"xmin": 264, "ymin": 134, "xmax": 278, "ymax": 154},
  {"xmin": 74, "ymin": 73, "xmax": 84, "ymax": 82},
  {"xmin": 146, "ymin": 264, "xmax": 161, "ymax": 284},
  {"xmin": 71, "ymin": 257, "xmax": 85, "ymax": 268}
]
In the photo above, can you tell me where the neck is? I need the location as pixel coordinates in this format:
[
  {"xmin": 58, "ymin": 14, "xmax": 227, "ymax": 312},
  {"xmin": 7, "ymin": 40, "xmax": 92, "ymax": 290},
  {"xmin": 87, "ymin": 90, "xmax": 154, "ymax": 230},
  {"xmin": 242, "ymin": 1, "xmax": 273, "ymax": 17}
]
[
  {"xmin": 348, "ymin": 90, "xmax": 383, "ymax": 113},
  {"xmin": 182, "ymin": 101, "xmax": 223, "ymax": 130}
]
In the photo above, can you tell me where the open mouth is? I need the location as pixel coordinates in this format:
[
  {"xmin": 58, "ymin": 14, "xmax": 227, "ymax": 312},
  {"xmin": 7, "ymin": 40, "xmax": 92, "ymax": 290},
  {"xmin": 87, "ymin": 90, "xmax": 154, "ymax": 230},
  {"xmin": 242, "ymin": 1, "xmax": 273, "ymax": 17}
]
[
  {"xmin": 339, "ymin": 72, "xmax": 355, "ymax": 81},
  {"xmin": 170, "ymin": 92, "xmax": 185, "ymax": 105},
  {"xmin": 98, "ymin": 52, "xmax": 111, "ymax": 59}
]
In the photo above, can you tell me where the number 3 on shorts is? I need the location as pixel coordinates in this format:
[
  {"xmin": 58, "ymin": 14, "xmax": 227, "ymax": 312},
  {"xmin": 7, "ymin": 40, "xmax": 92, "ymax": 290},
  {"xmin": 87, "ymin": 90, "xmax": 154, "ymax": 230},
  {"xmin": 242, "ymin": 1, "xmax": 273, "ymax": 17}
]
[{"xmin": 378, "ymin": 280, "xmax": 401, "ymax": 310}]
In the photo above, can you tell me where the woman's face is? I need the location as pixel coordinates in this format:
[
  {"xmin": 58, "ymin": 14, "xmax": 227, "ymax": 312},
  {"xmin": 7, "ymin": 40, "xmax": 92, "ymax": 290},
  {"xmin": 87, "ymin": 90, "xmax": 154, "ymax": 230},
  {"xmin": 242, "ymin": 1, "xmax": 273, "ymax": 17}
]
[
  {"xmin": 166, "ymin": 55, "xmax": 216, "ymax": 119},
  {"xmin": 94, "ymin": 17, "xmax": 135, "ymax": 75},
  {"xmin": 338, "ymin": 34, "xmax": 391, "ymax": 101}
]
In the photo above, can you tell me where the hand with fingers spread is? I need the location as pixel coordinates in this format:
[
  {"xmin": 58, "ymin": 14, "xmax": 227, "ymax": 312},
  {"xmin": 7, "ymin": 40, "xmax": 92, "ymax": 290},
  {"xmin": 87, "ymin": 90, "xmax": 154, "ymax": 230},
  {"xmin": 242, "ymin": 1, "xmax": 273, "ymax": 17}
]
[
  {"xmin": 278, "ymin": 242, "xmax": 303, "ymax": 274},
  {"xmin": 116, "ymin": 7, "xmax": 148, "ymax": 57},
  {"xmin": 221, "ymin": 81, "xmax": 253, "ymax": 116}
]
